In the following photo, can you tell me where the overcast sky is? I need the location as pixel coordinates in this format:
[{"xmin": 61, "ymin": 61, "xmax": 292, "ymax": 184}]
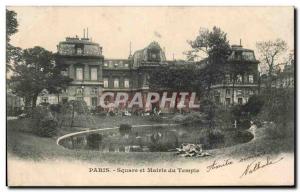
[{"xmin": 9, "ymin": 6, "xmax": 294, "ymax": 60}]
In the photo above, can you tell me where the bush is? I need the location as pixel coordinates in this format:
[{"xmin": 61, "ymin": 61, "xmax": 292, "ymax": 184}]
[
  {"xmin": 243, "ymin": 95, "xmax": 265, "ymax": 116},
  {"xmin": 172, "ymin": 112, "xmax": 206, "ymax": 125},
  {"xmin": 207, "ymin": 129, "xmax": 225, "ymax": 149},
  {"xmin": 172, "ymin": 114, "xmax": 185, "ymax": 123},
  {"xmin": 257, "ymin": 88, "xmax": 294, "ymax": 139},
  {"xmin": 119, "ymin": 124, "xmax": 132, "ymax": 136},
  {"xmin": 86, "ymin": 133, "xmax": 102, "ymax": 150},
  {"xmin": 32, "ymin": 106, "xmax": 58, "ymax": 137},
  {"xmin": 68, "ymin": 100, "xmax": 89, "ymax": 114},
  {"xmin": 49, "ymin": 104, "xmax": 62, "ymax": 113},
  {"xmin": 146, "ymin": 115, "xmax": 164, "ymax": 122},
  {"xmin": 266, "ymin": 121, "xmax": 294, "ymax": 139}
]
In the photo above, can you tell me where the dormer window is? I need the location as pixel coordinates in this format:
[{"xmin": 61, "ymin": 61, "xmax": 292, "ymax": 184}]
[
  {"xmin": 76, "ymin": 47, "xmax": 83, "ymax": 55},
  {"xmin": 76, "ymin": 67, "xmax": 83, "ymax": 80},
  {"xmin": 109, "ymin": 61, "xmax": 113, "ymax": 67},
  {"xmin": 237, "ymin": 75, "xmax": 242, "ymax": 83}
]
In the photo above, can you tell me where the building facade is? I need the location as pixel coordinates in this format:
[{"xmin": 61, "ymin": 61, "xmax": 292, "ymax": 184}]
[
  {"xmin": 211, "ymin": 45, "xmax": 260, "ymax": 105},
  {"xmin": 37, "ymin": 36, "xmax": 260, "ymax": 109}
]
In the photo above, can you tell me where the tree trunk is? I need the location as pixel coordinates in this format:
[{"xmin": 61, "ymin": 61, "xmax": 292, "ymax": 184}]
[
  {"xmin": 57, "ymin": 93, "xmax": 60, "ymax": 103},
  {"xmin": 231, "ymin": 79, "xmax": 236, "ymax": 106},
  {"xmin": 31, "ymin": 92, "xmax": 39, "ymax": 110},
  {"xmin": 70, "ymin": 102, "xmax": 75, "ymax": 129},
  {"xmin": 24, "ymin": 97, "xmax": 32, "ymax": 113}
]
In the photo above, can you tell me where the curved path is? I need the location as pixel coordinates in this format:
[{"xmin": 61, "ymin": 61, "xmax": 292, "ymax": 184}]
[{"xmin": 56, "ymin": 123, "xmax": 179, "ymax": 146}]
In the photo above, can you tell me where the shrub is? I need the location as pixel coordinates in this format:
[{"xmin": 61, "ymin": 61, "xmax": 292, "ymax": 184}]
[
  {"xmin": 119, "ymin": 124, "xmax": 132, "ymax": 136},
  {"xmin": 172, "ymin": 114, "xmax": 185, "ymax": 123},
  {"xmin": 49, "ymin": 104, "xmax": 62, "ymax": 113},
  {"xmin": 86, "ymin": 133, "xmax": 102, "ymax": 150},
  {"xmin": 208, "ymin": 129, "xmax": 225, "ymax": 146},
  {"xmin": 242, "ymin": 95, "xmax": 265, "ymax": 116},
  {"xmin": 69, "ymin": 100, "xmax": 89, "ymax": 114},
  {"xmin": 257, "ymin": 88, "xmax": 294, "ymax": 139},
  {"xmin": 266, "ymin": 121, "xmax": 294, "ymax": 139},
  {"xmin": 172, "ymin": 112, "xmax": 206, "ymax": 125},
  {"xmin": 32, "ymin": 106, "xmax": 58, "ymax": 137},
  {"xmin": 146, "ymin": 115, "xmax": 163, "ymax": 122}
]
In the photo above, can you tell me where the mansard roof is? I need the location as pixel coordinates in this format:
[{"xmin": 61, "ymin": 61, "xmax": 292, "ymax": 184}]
[{"xmin": 227, "ymin": 45, "xmax": 259, "ymax": 64}]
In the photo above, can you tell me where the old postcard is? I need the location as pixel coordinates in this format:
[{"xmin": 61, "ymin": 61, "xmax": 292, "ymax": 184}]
[{"xmin": 6, "ymin": 6, "xmax": 295, "ymax": 186}]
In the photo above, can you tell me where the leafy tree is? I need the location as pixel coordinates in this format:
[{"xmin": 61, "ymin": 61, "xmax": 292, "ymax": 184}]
[
  {"xmin": 149, "ymin": 27, "xmax": 231, "ymax": 128},
  {"xmin": 149, "ymin": 64, "xmax": 202, "ymax": 93},
  {"xmin": 10, "ymin": 46, "xmax": 72, "ymax": 111},
  {"xmin": 186, "ymin": 26, "xmax": 231, "ymax": 97},
  {"xmin": 6, "ymin": 9, "xmax": 19, "ymax": 72},
  {"xmin": 186, "ymin": 27, "xmax": 231, "ymax": 128},
  {"xmin": 6, "ymin": 9, "xmax": 18, "ymax": 41}
]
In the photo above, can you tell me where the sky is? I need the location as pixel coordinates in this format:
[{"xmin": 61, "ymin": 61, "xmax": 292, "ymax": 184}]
[{"xmin": 8, "ymin": 6, "xmax": 294, "ymax": 60}]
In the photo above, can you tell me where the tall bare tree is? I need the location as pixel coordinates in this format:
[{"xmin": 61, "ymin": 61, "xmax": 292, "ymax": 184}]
[{"xmin": 256, "ymin": 39, "xmax": 288, "ymax": 88}]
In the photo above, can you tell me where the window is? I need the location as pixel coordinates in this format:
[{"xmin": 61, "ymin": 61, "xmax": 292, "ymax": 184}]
[
  {"xmin": 76, "ymin": 68, "xmax": 83, "ymax": 80},
  {"xmin": 76, "ymin": 97, "xmax": 83, "ymax": 101},
  {"xmin": 114, "ymin": 78, "xmax": 119, "ymax": 88},
  {"xmin": 236, "ymin": 89, "xmax": 243, "ymax": 95},
  {"xmin": 42, "ymin": 97, "xmax": 48, "ymax": 103},
  {"xmin": 225, "ymin": 74, "xmax": 231, "ymax": 83},
  {"xmin": 249, "ymin": 75, "xmax": 254, "ymax": 83},
  {"xmin": 109, "ymin": 61, "xmax": 113, "ymax": 67},
  {"xmin": 76, "ymin": 48, "xmax": 83, "ymax": 55},
  {"xmin": 237, "ymin": 75, "xmax": 242, "ymax": 83},
  {"xmin": 238, "ymin": 98, "xmax": 243, "ymax": 105},
  {"xmin": 91, "ymin": 97, "xmax": 97, "ymax": 106},
  {"xmin": 226, "ymin": 98, "xmax": 231, "ymax": 105},
  {"xmin": 124, "ymin": 63, "xmax": 129, "ymax": 67},
  {"xmin": 226, "ymin": 89, "xmax": 230, "ymax": 95},
  {"xmin": 119, "ymin": 61, "xmax": 123, "ymax": 67},
  {"xmin": 124, "ymin": 78, "xmax": 130, "ymax": 88},
  {"xmin": 62, "ymin": 88, "xmax": 68, "ymax": 93},
  {"xmin": 76, "ymin": 88, "xmax": 83, "ymax": 94},
  {"xmin": 114, "ymin": 62, "xmax": 119, "ymax": 67},
  {"xmin": 104, "ymin": 62, "xmax": 108, "ymax": 67},
  {"xmin": 215, "ymin": 96, "xmax": 220, "ymax": 104},
  {"xmin": 144, "ymin": 74, "xmax": 150, "ymax": 85},
  {"xmin": 242, "ymin": 51, "xmax": 255, "ymax": 61},
  {"xmin": 91, "ymin": 67, "xmax": 98, "ymax": 80},
  {"xmin": 103, "ymin": 78, "xmax": 109, "ymax": 88},
  {"xmin": 249, "ymin": 90, "xmax": 254, "ymax": 95},
  {"xmin": 91, "ymin": 87, "xmax": 97, "ymax": 95},
  {"xmin": 61, "ymin": 69, "xmax": 68, "ymax": 76},
  {"xmin": 62, "ymin": 97, "xmax": 68, "ymax": 104}
]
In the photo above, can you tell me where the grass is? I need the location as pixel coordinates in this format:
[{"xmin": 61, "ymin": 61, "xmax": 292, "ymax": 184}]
[{"xmin": 7, "ymin": 116, "xmax": 294, "ymax": 165}]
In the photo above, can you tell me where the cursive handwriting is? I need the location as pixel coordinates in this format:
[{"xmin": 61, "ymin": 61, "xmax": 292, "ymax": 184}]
[
  {"xmin": 240, "ymin": 156, "xmax": 284, "ymax": 178},
  {"xmin": 206, "ymin": 159, "xmax": 233, "ymax": 172}
]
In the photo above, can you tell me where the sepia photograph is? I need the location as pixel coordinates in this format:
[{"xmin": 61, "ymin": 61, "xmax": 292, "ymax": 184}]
[{"xmin": 6, "ymin": 6, "xmax": 295, "ymax": 186}]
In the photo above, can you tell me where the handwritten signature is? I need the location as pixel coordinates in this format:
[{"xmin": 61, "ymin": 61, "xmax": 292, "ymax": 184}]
[
  {"xmin": 240, "ymin": 156, "xmax": 284, "ymax": 178},
  {"xmin": 206, "ymin": 159, "xmax": 233, "ymax": 173}
]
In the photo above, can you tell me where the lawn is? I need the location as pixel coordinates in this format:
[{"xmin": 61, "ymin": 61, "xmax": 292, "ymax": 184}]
[{"xmin": 6, "ymin": 116, "xmax": 294, "ymax": 165}]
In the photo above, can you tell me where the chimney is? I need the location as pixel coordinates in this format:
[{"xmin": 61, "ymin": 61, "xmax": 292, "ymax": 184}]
[
  {"xmin": 87, "ymin": 28, "xmax": 89, "ymax": 38},
  {"xmin": 240, "ymin": 39, "xmax": 242, "ymax": 46},
  {"xmin": 129, "ymin": 41, "xmax": 132, "ymax": 56},
  {"xmin": 83, "ymin": 29, "xmax": 86, "ymax": 38}
]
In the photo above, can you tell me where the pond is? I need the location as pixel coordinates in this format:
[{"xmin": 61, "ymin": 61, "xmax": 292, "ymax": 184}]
[{"xmin": 58, "ymin": 124, "xmax": 254, "ymax": 152}]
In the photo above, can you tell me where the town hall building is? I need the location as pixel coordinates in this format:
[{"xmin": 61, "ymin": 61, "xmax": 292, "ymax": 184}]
[{"xmin": 37, "ymin": 35, "xmax": 260, "ymax": 110}]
